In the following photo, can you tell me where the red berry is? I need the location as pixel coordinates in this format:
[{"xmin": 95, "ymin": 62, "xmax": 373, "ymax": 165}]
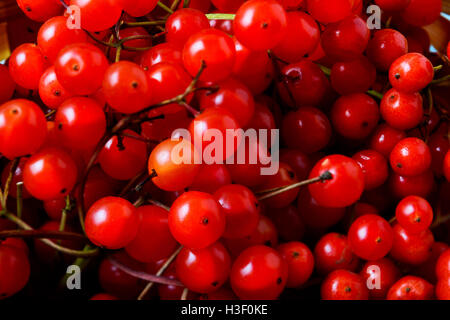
[
  {"xmin": 387, "ymin": 276, "xmax": 434, "ymax": 300},
  {"xmin": 166, "ymin": 8, "xmax": 210, "ymax": 48},
  {"xmin": 321, "ymin": 270, "xmax": 369, "ymax": 300},
  {"xmin": 436, "ymin": 249, "xmax": 450, "ymax": 280},
  {"xmin": 352, "ymin": 149, "xmax": 389, "ymax": 191},
  {"xmin": 367, "ymin": 29, "xmax": 408, "ymax": 71},
  {"xmin": 331, "ymin": 56, "xmax": 376, "ymax": 95},
  {"xmin": 390, "ymin": 138, "xmax": 431, "ymax": 176},
  {"xmin": 0, "ymin": 242, "xmax": 30, "ymax": 299},
  {"xmin": 389, "ymin": 53, "xmax": 434, "ymax": 93},
  {"xmin": 9, "ymin": 43, "xmax": 47, "ymax": 90},
  {"xmin": 70, "ymin": 0, "xmax": 123, "ymax": 32},
  {"xmin": 360, "ymin": 258, "xmax": 401, "ymax": 299},
  {"xmin": 17, "ymin": 0, "xmax": 63, "ymax": 22},
  {"xmin": 277, "ymin": 241, "xmax": 314, "ymax": 288},
  {"xmin": 380, "ymin": 88, "xmax": 423, "ymax": 131},
  {"xmin": 395, "ymin": 196, "xmax": 433, "ymax": 234},
  {"xmin": 401, "ymin": 0, "xmax": 442, "ymax": 27},
  {"xmin": 307, "ymin": 0, "xmax": 354, "ymax": 24},
  {"xmin": 390, "ymin": 223, "xmax": 434, "ymax": 265}
]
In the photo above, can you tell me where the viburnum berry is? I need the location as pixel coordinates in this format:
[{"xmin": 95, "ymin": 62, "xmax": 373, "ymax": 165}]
[
  {"xmin": 401, "ymin": 0, "xmax": 442, "ymax": 27},
  {"xmin": 306, "ymin": 0, "xmax": 354, "ymax": 24},
  {"xmin": 348, "ymin": 214, "xmax": 394, "ymax": 261},
  {"xmin": 387, "ymin": 276, "xmax": 434, "ymax": 300},
  {"xmin": 17, "ymin": 0, "xmax": 63, "ymax": 22},
  {"xmin": 55, "ymin": 42, "xmax": 109, "ymax": 96},
  {"xmin": 360, "ymin": 258, "xmax": 401, "ymax": 299},
  {"xmin": 23, "ymin": 147, "xmax": 78, "ymax": 200},
  {"xmin": 138, "ymin": 43, "xmax": 182, "ymax": 69},
  {"xmin": 427, "ymin": 132, "xmax": 450, "ymax": 177},
  {"xmin": 367, "ymin": 29, "xmax": 409, "ymax": 71},
  {"xmin": 1, "ymin": 158, "xmax": 31, "ymax": 199},
  {"xmin": 0, "ymin": 65, "xmax": 15, "ymax": 104},
  {"xmin": 330, "ymin": 57, "xmax": 376, "ymax": 95},
  {"xmin": 211, "ymin": 0, "xmax": 245, "ymax": 11},
  {"xmin": 369, "ymin": 124, "xmax": 407, "ymax": 158},
  {"xmin": 268, "ymin": 205, "xmax": 305, "ymax": 242},
  {"xmin": 390, "ymin": 138, "xmax": 432, "ymax": 177},
  {"xmin": 395, "ymin": 196, "xmax": 433, "ymax": 234},
  {"xmin": 390, "ymin": 223, "xmax": 434, "ymax": 265},
  {"xmin": 85, "ymin": 197, "xmax": 139, "ymax": 249},
  {"xmin": 122, "ymin": 0, "xmax": 159, "ymax": 17},
  {"xmin": 169, "ymin": 191, "xmax": 225, "ymax": 249},
  {"xmin": 110, "ymin": 27, "xmax": 152, "ymax": 60},
  {"xmin": 389, "ymin": 53, "xmax": 434, "ymax": 93},
  {"xmin": 189, "ymin": 164, "xmax": 231, "ymax": 193},
  {"xmin": 436, "ymin": 276, "xmax": 450, "ymax": 300},
  {"xmin": 389, "ymin": 170, "xmax": 435, "ymax": 199},
  {"xmin": 230, "ymin": 245, "xmax": 288, "ymax": 300},
  {"xmin": 374, "ymin": 0, "xmax": 411, "ymax": 11},
  {"xmin": 125, "ymin": 205, "xmax": 178, "ymax": 263},
  {"xmin": 183, "ymin": 28, "xmax": 236, "ymax": 83},
  {"xmin": 380, "ymin": 88, "xmax": 424, "ymax": 131},
  {"xmin": 70, "ymin": 0, "xmax": 123, "ymax": 32},
  {"xmin": 234, "ymin": 0, "xmax": 288, "ymax": 51},
  {"xmin": 0, "ymin": 241, "xmax": 31, "ymax": 299},
  {"xmin": 175, "ymin": 242, "xmax": 231, "ymax": 293},
  {"xmin": 308, "ymin": 155, "xmax": 364, "ymax": 208},
  {"xmin": 352, "ymin": 149, "xmax": 389, "ymax": 191},
  {"xmin": 277, "ymin": 241, "xmax": 314, "ymax": 288},
  {"xmin": 9, "ymin": 43, "xmax": 47, "ymax": 90},
  {"xmin": 39, "ymin": 66, "xmax": 74, "ymax": 109},
  {"xmin": 321, "ymin": 270, "xmax": 369, "ymax": 300},
  {"xmin": 0, "ymin": 99, "xmax": 47, "ymax": 159},
  {"xmin": 148, "ymin": 139, "xmax": 201, "ymax": 191},
  {"xmin": 165, "ymin": 8, "xmax": 210, "ymax": 49}
]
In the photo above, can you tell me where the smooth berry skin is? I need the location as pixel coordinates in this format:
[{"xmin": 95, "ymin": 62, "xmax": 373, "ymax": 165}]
[
  {"xmin": 390, "ymin": 138, "xmax": 431, "ymax": 177},
  {"xmin": 401, "ymin": 0, "xmax": 442, "ymax": 27},
  {"xmin": 278, "ymin": 242, "xmax": 314, "ymax": 288},
  {"xmin": 122, "ymin": 0, "xmax": 158, "ymax": 16},
  {"xmin": 37, "ymin": 16, "xmax": 88, "ymax": 62},
  {"xmin": 234, "ymin": 0, "xmax": 287, "ymax": 51},
  {"xmin": 39, "ymin": 66, "xmax": 74, "ymax": 109},
  {"xmin": 297, "ymin": 189, "xmax": 346, "ymax": 230},
  {"xmin": 330, "ymin": 56, "xmax": 376, "ymax": 95},
  {"xmin": 321, "ymin": 15, "xmax": 370, "ymax": 62},
  {"xmin": 189, "ymin": 164, "xmax": 231, "ymax": 194},
  {"xmin": 55, "ymin": 43, "xmax": 109, "ymax": 96},
  {"xmin": 125, "ymin": 205, "xmax": 177, "ymax": 263},
  {"xmin": 230, "ymin": 245, "xmax": 288, "ymax": 300},
  {"xmin": 166, "ymin": 8, "xmax": 210, "ymax": 48},
  {"xmin": 55, "ymin": 97, "xmax": 106, "ymax": 151},
  {"xmin": 103, "ymin": 61, "xmax": 152, "ymax": 114},
  {"xmin": 395, "ymin": 196, "xmax": 433, "ymax": 234},
  {"xmin": 211, "ymin": 0, "xmax": 245, "ymax": 11},
  {"xmin": 9, "ymin": 43, "xmax": 47, "ymax": 90},
  {"xmin": 149, "ymin": 139, "xmax": 201, "ymax": 192},
  {"xmin": 17, "ymin": 0, "xmax": 63, "ymax": 22},
  {"xmin": 348, "ymin": 214, "xmax": 394, "ymax": 261},
  {"xmin": 361, "ymin": 258, "xmax": 401, "ymax": 299},
  {"xmin": 70, "ymin": 0, "xmax": 123, "ymax": 32},
  {"xmin": 380, "ymin": 88, "xmax": 423, "ymax": 131},
  {"xmin": 428, "ymin": 132, "xmax": 450, "ymax": 177},
  {"xmin": 272, "ymin": 11, "xmax": 320, "ymax": 63},
  {"xmin": 389, "ymin": 53, "xmax": 434, "ymax": 93},
  {"xmin": 321, "ymin": 270, "xmax": 369, "ymax": 300},
  {"xmin": 352, "ymin": 150, "xmax": 388, "ymax": 191},
  {"xmin": 99, "ymin": 130, "xmax": 148, "ymax": 181},
  {"xmin": 278, "ymin": 61, "xmax": 329, "ymax": 107},
  {"xmin": 138, "ymin": 43, "xmax": 182, "ymax": 69},
  {"xmin": 331, "ymin": 93, "xmax": 380, "ymax": 140},
  {"xmin": 176, "ymin": 242, "xmax": 231, "ymax": 294},
  {"xmin": 0, "ymin": 99, "xmax": 47, "ymax": 160},
  {"xmin": 374, "ymin": 0, "xmax": 411, "ymax": 11},
  {"xmin": 199, "ymin": 78, "xmax": 255, "ymax": 127},
  {"xmin": 387, "ymin": 276, "xmax": 434, "ymax": 300},
  {"xmin": 314, "ymin": 233, "xmax": 359, "ymax": 275},
  {"xmin": 85, "ymin": 197, "xmax": 139, "ymax": 249},
  {"xmin": 389, "ymin": 170, "xmax": 434, "ymax": 199},
  {"xmin": 281, "ymin": 107, "xmax": 332, "ymax": 154},
  {"xmin": 390, "ymin": 223, "xmax": 434, "ymax": 265},
  {"xmin": 445, "ymin": 151, "xmax": 450, "ymax": 181},
  {"xmin": 169, "ymin": 191, "xmax": 225, "ymax": 249},
  {"xmin": 214, "ymin": 184, "xmax": 260, "ymax": 239},
  {"xmin": 308, "ymin": 155, "xmax": 364, "ymax": 208},
  {"xmin": 0, "ymin": 243, "xmax": 30, "ymax": 299},
  {"xmin": 0, "ymin": 65, "xmax": 15, "ymax": 104},
  {"xmin": 436, "ymin": 249, "xmax": 450, "ymax": 280},
  {"xmin": 369, "ymin": 124, "xmax": 407, "ymax": 158},
  {"xmin": 436, "ymin": 277, "xmax": 450, "ymax": 300},
  {"xmin": 183, "ymin": 28, "xmax": 235, "ymax": 83},
  {"xmin": 307, "ymin": 0, "xmax": 354, "ymax": 24},
  {"xmin": 279, "ymin": 149, "xmax": 311, "ymax": 181},
  {"xmin": 23, "ymin": 148, "xmax": 78, "ymax": 200},
  {"xmin": 367, "ymin": 29, "xmax": 408, "ymax": 71}
]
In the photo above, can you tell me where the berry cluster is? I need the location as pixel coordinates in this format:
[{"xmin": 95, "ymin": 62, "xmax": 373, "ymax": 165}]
[{"xmin": 0, "ymin": 0, "xmax": 449, "ymax": 301}]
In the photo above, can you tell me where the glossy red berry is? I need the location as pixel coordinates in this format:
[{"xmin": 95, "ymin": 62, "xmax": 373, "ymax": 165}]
[
  {"xmin": 70, "ymin": 0, "xmax": 123, "ymax": 32},
  {"xmin": 367, "ymin": 29, "xmax": 408, "ymax": 71},
  {"xmin": 369, "ymin": 124, "xmax": 407, "ymax": 157},
  {"xmin": 169, "ymin": 191, "xmax": 225, "ymax": 249},
  {"xmin": 390, "ymin": 138, "xmax": 431, "ymax": 176},
  {"xmin": 175, "ymin": 242, "xmax": 231, "ymax": 293},
  {"xmin": 125, "ymin": 205, "xmax": 178, "ymax": 263},
  {"xmin": 380, "ymin": 88, "xmax": 423, "ymax": 131},
  {"xmin": 331, "ymin": 56, "xmax": 376, "ymax": 95},
  {"xmin": 360, "ymin": 258, "xmax": 401, "ymax": 299},
  {"xmin": 277, "ymin": 241, "xmax": 314, "ymax": 288},
  {"xmin": 23, "ymin": 147, "xmax": 78, "ymax": 200},
  {"xmin": 436, "ymin": 249, "xmax": 450, "ymax": 280},
  {"xmin": 9, "ymin": 43, "xmax": 47, "ymax": 90},
  {"xmin": 308, "ymin": 155, "xmax": 364, "ymax": 208},
  {"xmin": 166, "ymin": 8, "xmax": 210, "ymax": 48},
  {"xmin": 17, "ymin": 0, "xmax": 63, "ymax": 22},
  {"xmin": 395, "ymin": 196, "xmax": 433, "ymax": 234},
  {"xmin": 321, "ymin": 270, "xmax": 369, "ymax": 300},
  {"xmin": 436, "ymin": 276, "xmax": 450, "ymax": 300},
  {"xmin": 38, "ymin": 66, "xmax": 74, "ymax": 109},
  {"xmin": 230, "ymin": 245, "xmax": 288, "ymax": 300},
  {"xmin": 401, "ymin": 0, "xmax": 442, "ymax": 27},
  {"xmin": 85, "ymin": 197, "xmax": 139, "ymax": 249},
  {"xmin": 348, "ymin": 214, "xmax": 394, "ymax": 261},
  {"xmin": 122, "ymin": 0, "xmax": 158, "ymax": 16},
  {"xmin": 0, "ymin": 65, "xmax": 15, "ymax": 104},
  {"xmin": 307, "ymin": 0, "xmax": 354, "ymax": 23},
  {"xmin": 138, "ymin": 43, "xmax": 182, "ymax": 69},
  {"xmin": 387, "ymin": 276, "xmax": 434, "ymax": 300},
  {"xmin": 1, "ymin": 158, "xmax": 31, "ymax": 199},
  {"xmin": 0, "ymin": 99, "xmax": 47, "ymax": 159},
  {"xmin": 55, "ymin": 43, "xmax": 109, "ymax": 95},
  {"xmin": 352, "ymin": 149, "xmax": 389, "ymax": 191},
  {"xmin": 234, "ymin": 0, "xmax": 287, "ymax": 51},
  {"xmin": 183, "ymin": 28, "xmax": 235, "ymax": 83},
  {"xmin": 390, "ymin": 223, "xmax": 434, "ymax": 265},
  {"xmin": 214, "ymin": 184, "xmax": 260, "ymax": 239},
  {"xmin": 389, "ymin": 170, "xmax": 435, "ymax": 199},
  {"xmin": 0, "ymin": 242, "xmax": 30, "ymax": 299},
  {"xmin": 389, "ymin": 53, "xmax": 434, "ymax": 93}
]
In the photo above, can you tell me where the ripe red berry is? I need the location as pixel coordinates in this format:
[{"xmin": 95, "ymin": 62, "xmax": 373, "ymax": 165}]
[
  {"xmin": 85, "ymin": 197, "xmax": 139, "ymax": 249},
  {"xmin": 352, "ymin": 149, "xmax": 389, "ymax": 191},
  {"xmin": 443, "ymin": 151, "xmax": 450, "ymax": 181},
  {"xmin": 307, "ymin": 0, "xmax": 354, "ymax": 24},
  {"xmin": 387, "ymin": 276, "xmax": 434, "ymax": 300},
  {"xmin": 0, "ymin": 242, "xmax": 30, "ymax": 299},
  {"xmin": 367, "ymin": 29, "xmax": 408, "ymax": 71},
  {"xmin": 0, "ymin": 99, "xmax": 47, "ymax": 159},
  {"xmin": 321, "ymin": 270, "xmax": 369, "ymax": 300},
  {"xmin": 308, "ymin": 155, "xmax": 364, "ymax": 208},
  {"xmin": 234, "ymin": 0, "xmax": 288, "ymax": 51},
  {"xmin": 401, "ymin": 0, "xmax": 442, "ymax": 27},
  {"xmin": 277, "ymin": 241, "xmax": 314, "ymax": 288},
  {"xmin": 169, "ymin": 191, "xmax": 225, "ymax": 249},
  {"xmin": 374, "ymin": 0, "xmax": 411, "ymax": 11},
  {"xmin": 395, "ymin": 196, "xmax": 433, "ymax": 234},
  {"xmin": 122, "ymin": 0, "xmax": 159, "ymax": 17},
  {"xmin": 360, "ymin": 258, "xmax": 401, "ymax": 299},
  {"xmin": 230, "ymin": 245, "xmax": 288, "ymax": 300},
  {"xmin": 175, "ymin": 242, "xmax": 231, "ymax": 293},
  {"xmin": 436, "ymin": 276, "xmax": 450, "ymax": 300},
  {"xmin": 380, "ymin": 88, "xmax": 423, "ymax": 131},
  {"xmin": 331, "ymin": 56, "xmax": 376, "ymax": 95},
  {"xmin": 39, "ymin": 66, "xmax": 74, "ymax": 109},
  {"xmin": 165, "ymin": 8, "xmax": 210, "ymax": 48},
  {"xmin": 9, "ymin": 43, "xmax": 47, "ymax": 90},
  {"xmin": 0, "ymin": 65, "xmax": 15, "ymax": 104},
  {"xmin": 390, "ymin": 138, "xmax": 431, "ymax": 176},
  {"xmin": 70, "ymin": 0, "xmax": 123, "ymax": 32},
  {"xmin": 369, "ymin": 124, "xmax": 407, "ymax": 158},
  {"xmin": 436, "ymin": 249, "xmax": 450, "ymax": 280},
  {"xmin": 390, "ymin": 223, "xmax": 434, "ymax": 265},
  {"xmin": 17, "ymin": 0, "xmax": 63, "ymax": 22},
  {"xmin": 389, "ymin": 53, "xmax": 434, "ymax": 93}
]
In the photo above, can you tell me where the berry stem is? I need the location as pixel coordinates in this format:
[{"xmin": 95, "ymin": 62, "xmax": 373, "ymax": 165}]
[
  {"xmin": 157, "ymin": 1, "xmax": 174, "ymax": 14},
  {"xmin": 0, "ymin": 229, "xmax": 87, "ymax": 241},
  {"xmin": 367, "ymin": 90, "xmax": 384, "ymax": 100},
  {"xmin": 147, "ymin": 199, "xmax": 170, "ymax": 211},
  {"xmin": 1, "ymin": 158, "xmax": 19, "ymax": 209},
  {"xmin": 205, "ymin": 13, "xmax": 236, "ymax": 20},
  {"xmin": 181, "ymin": 287, "xmax": 189, "ymax": 300},
  {"xmin": 317, "ymin": 64, "xmax": 331, "ymax": 76},
  {"xmin": 137, "ymin": 245, "xmax": 184, "ymax": 300},
  {"xmin": 16, "ymin": 182, "xmax": 23, "ymax": 219},
  {"xmin": 257, "ymin": 171, "xmax": 333, "ymax": 201},
  {"xmin": 433, "ymin": 65, "xmax": 443, "ymax": 72},
  {"xmin": 45, "ymin": 109, "xmax": 56, "ymax": 118},
  {"xmin": 125, "ymin": 20, "xmax": 167, "ymax": 27},
  {"xmin": 431, "ymin": 74, "xmax": 450, "ymax": 84},
  {"xmin": 170, "ymin": 0, "xmax": 182, "ymax": 11}
]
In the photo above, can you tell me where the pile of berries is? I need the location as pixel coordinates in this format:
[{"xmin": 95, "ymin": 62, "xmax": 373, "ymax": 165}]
[{"xmin": 0, "ymin": 0, "xmax": 449, "ymax": 301}]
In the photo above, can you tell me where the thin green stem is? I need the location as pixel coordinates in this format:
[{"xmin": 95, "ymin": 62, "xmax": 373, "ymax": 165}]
[
  {"xmin": 433, "ymin": 65, "xmax": 443, "ymax": 72},
  {"xmin": 16, "ymin": 182, "xmax": 23, "ymax": 219},
  {"xmin": 317, "ymin": 64, "xmax": 331, "ymax": 77},
  {"xmin": 367, "ymin": 90, "xmax": 384, "ymax": 100},
  {"xmin": 1, "ymin": 158, "xmax": 19, "ymax": 209},
  {"xmin": 125, "ymin": 20, "xmax": 166, "ymax": 27},
  {"xmin": 205, "ymin": 13, "xmax": 236, "ymax": 20},
  {"xmin": 157, "ymin": 1, "xmax": 174, "ymax": 14},
  {"xmin": 431, "ymin": 74, "xmax": 450, "ymax": 84}
]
